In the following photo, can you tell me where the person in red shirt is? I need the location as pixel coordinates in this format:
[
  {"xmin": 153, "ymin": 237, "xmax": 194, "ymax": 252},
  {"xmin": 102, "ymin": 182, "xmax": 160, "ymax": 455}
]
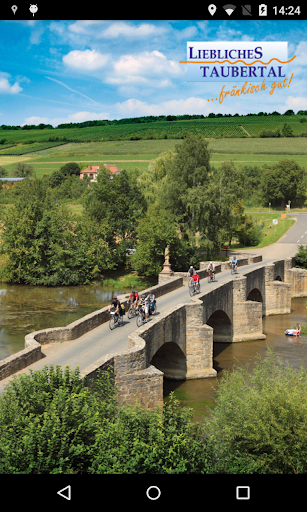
[
  {"xmin": 128, "ymin": 290, "xmax": 139, "ymax": 306},
  {"xmin": 192, "ymin": 272, "xmax": 200, "ymax": 292}
]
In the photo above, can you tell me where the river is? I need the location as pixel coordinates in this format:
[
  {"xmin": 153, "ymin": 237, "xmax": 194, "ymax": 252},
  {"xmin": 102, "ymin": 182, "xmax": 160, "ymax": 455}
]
[
  {"xmin": 1, "ymin": 284, "xmax": 307, "ymax": 424},
  {"xmin": 164, "ymin": 296, "xmax": 307, "ymax": 422},
  {"xmin": 0, "ymin": 283, "xmax": 130, "ymax": 360}
]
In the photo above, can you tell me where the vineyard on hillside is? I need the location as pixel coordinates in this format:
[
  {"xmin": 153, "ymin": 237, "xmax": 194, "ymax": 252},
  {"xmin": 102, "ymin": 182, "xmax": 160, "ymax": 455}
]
[{"xmin": 0, "ymin": 115, "xmax": 306, "ymax": 148}]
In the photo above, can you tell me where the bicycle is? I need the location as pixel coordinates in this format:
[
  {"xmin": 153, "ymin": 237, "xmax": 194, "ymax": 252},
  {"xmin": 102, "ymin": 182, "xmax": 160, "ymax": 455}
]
[
  {"xmin": 231, "ymin": 263, "xmax": 237, "ymax": 275},
  {"xmin": 149, "ymin": 301, "xmax": 156, "ymax": 315},
  {"xmin": 189, "ymin": 279, "xmax": 196, "ymax": 296},
  {"xmin": 136, "ymin": 306, "xmax": 146, "ymax": 327},
  {"xmin": 208, "ymin": 270, "xmax": 215, "ymax": 283},
  {"xmin": 109, "ymin": 310, "xmax": 123, "ymax": 330},
  {"xmin": 189, "ymin": 280, "xmax": 201, "ymax": 296},
  {"xmin": 127, "ymin": 302, "xmax": 138, "ymax": 319}
]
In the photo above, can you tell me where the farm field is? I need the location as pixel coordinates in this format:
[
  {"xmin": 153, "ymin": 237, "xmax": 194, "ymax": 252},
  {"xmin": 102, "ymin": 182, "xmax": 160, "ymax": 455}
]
[
  {"xmin": 0, "ymin": 138, "xmax": 306, "ymax": 179},
  {"xmin": 0, "ymin": 114, "xmax": 306, "ymax": 144}
]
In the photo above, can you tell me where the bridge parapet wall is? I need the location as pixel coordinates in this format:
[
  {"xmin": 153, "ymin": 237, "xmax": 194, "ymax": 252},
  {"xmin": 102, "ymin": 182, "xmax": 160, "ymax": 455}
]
[
  {"xmin": 80, "ymin": 301, "xmax": 216, "ymax": 409},
  {"xmin": 0, "ymin": 276, "xmax": 183, "ymax": 382}
]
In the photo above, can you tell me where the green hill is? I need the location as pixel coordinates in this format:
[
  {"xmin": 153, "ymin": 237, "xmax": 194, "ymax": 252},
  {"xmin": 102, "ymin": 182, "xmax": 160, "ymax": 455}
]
[{"xmin": 0, "ymin": 114, "xmax": 306, "ymax": 152}]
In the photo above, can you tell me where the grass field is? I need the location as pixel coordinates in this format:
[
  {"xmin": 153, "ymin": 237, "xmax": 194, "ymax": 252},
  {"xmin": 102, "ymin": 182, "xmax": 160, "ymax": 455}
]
[
  {"xmin": 1, "ymin": 137, "xmax": 306, "ymax": 179},
  {"xmin": 227, "ymin": 212, "xmax": 296, "ymax": 250},
  {"xmin": 0, "ymin": 114, "xmax": 306, "ymax": 144}
]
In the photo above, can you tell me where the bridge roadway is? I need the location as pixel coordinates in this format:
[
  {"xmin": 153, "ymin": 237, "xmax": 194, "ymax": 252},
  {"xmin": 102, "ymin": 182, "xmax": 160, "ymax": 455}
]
[
  {"xmin": 0, "ymin": 256, "xmax": 277, "ymax": 395},
  {"xmin": 1, "ymin": 211, "xmax": 305, "ymax": 394}
]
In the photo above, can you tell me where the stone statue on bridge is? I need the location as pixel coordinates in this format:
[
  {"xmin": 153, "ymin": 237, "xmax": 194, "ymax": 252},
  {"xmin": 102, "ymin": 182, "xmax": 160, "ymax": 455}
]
[
  {"xmin": 159, "ymin": 245, "xmax": 174, "ymax": 282},
  {"xmin": 165, "ymin": 245, "xmax": 170, "ymax": 265}
]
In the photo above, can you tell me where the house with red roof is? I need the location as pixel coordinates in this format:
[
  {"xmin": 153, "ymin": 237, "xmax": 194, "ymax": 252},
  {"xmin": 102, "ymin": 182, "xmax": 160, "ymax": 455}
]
[{"xmin": 80, "ymin": 164, "xmax": 121, "ymax": 182}]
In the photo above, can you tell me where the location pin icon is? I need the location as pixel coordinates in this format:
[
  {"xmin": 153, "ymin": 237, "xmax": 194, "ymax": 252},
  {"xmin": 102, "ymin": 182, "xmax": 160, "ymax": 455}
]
[
  {"xmin": 208, "ymin": 4, "xmax": 217, "ymax": 16},
  {"xmin": 11, "ymin": 5, "xmax": 18, "ymax": 15}
]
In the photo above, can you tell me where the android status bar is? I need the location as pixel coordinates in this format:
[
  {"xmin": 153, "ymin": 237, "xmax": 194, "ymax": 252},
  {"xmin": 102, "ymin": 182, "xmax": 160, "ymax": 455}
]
[{"xmin": 0, "ymin": 4, "xmax": 306, "ymax": 20}]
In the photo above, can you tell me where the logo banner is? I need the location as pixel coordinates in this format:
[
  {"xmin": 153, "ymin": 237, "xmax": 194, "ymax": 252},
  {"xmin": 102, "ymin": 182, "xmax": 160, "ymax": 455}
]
[{"xmin": 184, "ymin": 41, "xmax": 292, "ymax": 82}]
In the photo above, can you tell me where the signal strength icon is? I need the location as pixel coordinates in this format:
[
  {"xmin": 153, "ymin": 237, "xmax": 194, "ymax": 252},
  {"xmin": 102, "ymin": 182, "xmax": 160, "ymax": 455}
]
[{"xmin": 223, "ymin": 4, "xmax": 236, "ymax": 15}]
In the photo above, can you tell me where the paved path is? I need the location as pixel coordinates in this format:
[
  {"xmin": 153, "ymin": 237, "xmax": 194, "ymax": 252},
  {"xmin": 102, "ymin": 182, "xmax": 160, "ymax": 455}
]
[{"xmin": 0, "ymin": 212, "xmax": 306, "ymax": 394}]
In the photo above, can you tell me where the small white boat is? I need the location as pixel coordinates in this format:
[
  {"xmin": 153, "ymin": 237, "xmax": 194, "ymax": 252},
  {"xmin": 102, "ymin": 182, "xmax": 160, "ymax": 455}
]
[{"xmin": 285, "ymin": 329, "xmax": 299, "ymax": 336}]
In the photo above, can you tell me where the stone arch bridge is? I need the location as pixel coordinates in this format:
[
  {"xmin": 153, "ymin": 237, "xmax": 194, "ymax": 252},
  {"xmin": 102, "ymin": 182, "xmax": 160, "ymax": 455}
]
[
  {"xmin": 1, "ymin": 257, "xmax": 307, "ymax": 409},
  {"xmin": 83, "ymin": 257, "xmax": 302, "ymax": 408}
]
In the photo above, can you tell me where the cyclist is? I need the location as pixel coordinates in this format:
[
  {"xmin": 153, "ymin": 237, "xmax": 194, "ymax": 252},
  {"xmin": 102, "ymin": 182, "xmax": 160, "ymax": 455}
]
[
  {"xmin": 138, "ymin": 294, "xmax": 149, "ymax": 323},
  {"xmin": 147, "ymin": 290, "xmax": 156, "ymax": 314},
  {"xmin": 187, "ymin": 265, "xmax": 195, "ymax": 279},
  {"xmin": 207, "ymin": 261, "xmax": 215, "ymax": 280},
  {"xmin": 128, "ymin": 289, "xmax": 139, "ymax": 306},
  {"xmin": 230, "ymin": 256, "xmax": 238, "ymax": 273},
  {"xmin": 191, "ymin": 271, "xmax": 200, "ymax": 292},
  {"xmin": 108, "ymin": 295, "xmax": 121, "ymax": 317}
]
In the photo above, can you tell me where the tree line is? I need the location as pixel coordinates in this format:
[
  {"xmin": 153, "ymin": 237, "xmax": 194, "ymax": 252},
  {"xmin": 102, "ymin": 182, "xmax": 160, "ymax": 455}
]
[
  {"xmin": 0, "ymin": 109, "xmax": 305, "ymax": 131},
  {"xmin": 0, "ymin": 134, "xmax": 305, "ymax": 284}
]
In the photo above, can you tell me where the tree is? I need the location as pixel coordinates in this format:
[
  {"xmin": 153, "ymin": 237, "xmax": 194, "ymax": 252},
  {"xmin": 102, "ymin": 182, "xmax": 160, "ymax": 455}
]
[
  {"xmin": 294, "ymin": 245, "xmax": 307, "ymax": 269},
  {"xmin": 11, "ymin": 162, "xmax": 34, "ymax": 178},
  {"xmin": 284, "ymin": 109, "xmax": 295, "ymax": 116},
  {"xmin": 0, "ymin": 179, "xmax": 116, "ymax": 285},
  {"xmin": 281, "ymin": 122, "xmax": 294, "ymax": 137},
  {"xmin": 83, "ymin": 168, "xmax": 146, "ymax": 258},
  {"xmin": 160, "ymin": 135, "xmax": 245, "ymax": 259},
  {"xmin": 131, "ymin": 206, "xmax": 198, "ymax": 276},
  {"xmin": 0, "ymin": 166, "xmax": 8, "ymax": 178},
  {"xmin": 205, "ymin": 350, "xmax": 307, "ymax": 474},
  {"xmin": 49, "ymin": 169, "xmax": 66, "ymax": 188},
  {"xmin": 0, "ymin": 366, "xmax": 209, "ymax": 474},
  {"xmin": 236, "ymin": 213, "xmax": 263, "ymax": 246},
  {"xmin": 161, "ymin": 133, "xmax": 211, "ymax": 238},
  {"xmin": 261, "ymin": 159, "xmax": 306, "ymax": 208},
  {"xmin": 137, "ymin": 151, "xmax": 174, "ymax": 205},
  {"xmin": 59, "ymin": 162, "xmax": 81, "ymax": 177}
]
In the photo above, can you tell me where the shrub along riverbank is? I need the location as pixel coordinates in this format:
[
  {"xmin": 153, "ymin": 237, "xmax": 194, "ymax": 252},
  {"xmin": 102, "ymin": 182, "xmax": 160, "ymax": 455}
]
[{"xmin": 1, "ymin": 350, "xmax": 307, "ymax": 474}]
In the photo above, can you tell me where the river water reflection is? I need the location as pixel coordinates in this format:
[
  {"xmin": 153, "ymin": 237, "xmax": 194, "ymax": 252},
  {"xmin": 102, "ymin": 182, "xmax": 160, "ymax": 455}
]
[
  {"xmin": 164, "ymin": 297, "xmax": 307, "ymax": 422},
  {"xmin": 0, "ymin": 283, "xmax": 130, "ymax": 360}
]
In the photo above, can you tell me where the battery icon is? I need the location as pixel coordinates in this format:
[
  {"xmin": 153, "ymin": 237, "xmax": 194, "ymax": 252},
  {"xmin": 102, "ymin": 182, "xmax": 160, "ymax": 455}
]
[{"xmin": 259, "ymin": 4, "xmax": 267, "ymax": 15}]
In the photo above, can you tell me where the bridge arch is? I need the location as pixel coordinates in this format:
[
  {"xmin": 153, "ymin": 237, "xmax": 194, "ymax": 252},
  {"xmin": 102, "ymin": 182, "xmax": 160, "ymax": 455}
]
[
  {"xmin": 246, "ymin": 287, "xmax": 263, "ymax": 303},
  {"xmin": 206, "ymin": 309, "xmax": 232, "ymax": 343},
  {"xmin": 150, "ymin": 342, "xmax": 187, "ymax": 380}
]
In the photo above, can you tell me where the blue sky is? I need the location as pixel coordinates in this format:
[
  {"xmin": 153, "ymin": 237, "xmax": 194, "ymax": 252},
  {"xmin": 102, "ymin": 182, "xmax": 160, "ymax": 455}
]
[{"xmin": 0, "ymin": 19, "xmax": 306, "ymax": 127}]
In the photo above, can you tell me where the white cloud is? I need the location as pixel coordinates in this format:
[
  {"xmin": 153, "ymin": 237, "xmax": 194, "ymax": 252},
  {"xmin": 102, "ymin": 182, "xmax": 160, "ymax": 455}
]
[
  {"xmin": 23, "ymin": 111, "xmax": 111, "ymax": 128},
  {"xmin": 23, "ymin": 116, "xmax": 50, "ymax": 125},
  {"xmin": 108, "ymin": 50, "xmax": 183, "ymax": 86},
  {"xmin": 100, "ymin": 22, "xmax": 166, "ymax": 39},
  {"xmin": 68, "ymin": 21, "xmax": 104, "ymax": 34},
  {"xmin": 115, "ymin": 97, "xmax": 213, "ymax": 117},
  {"xmin": 292, "ymin": 41, "xmax": 307, "ymax": 67},
  {"xmin": 284, "ymin": 96, "xmax": 307, "ymax": 111},
  {"xmin": 63, "ymin": 49, "xmax": 109, "ymax": 71},
  {"xmin": 0, "ymin": 75, "xmax": 22, "ymax": 94}
]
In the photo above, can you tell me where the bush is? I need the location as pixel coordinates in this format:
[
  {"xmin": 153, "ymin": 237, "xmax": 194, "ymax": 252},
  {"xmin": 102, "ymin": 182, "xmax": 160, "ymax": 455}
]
[
  {"xmin": 236, "ymin": 214, "xmax": 263, "ymax": 246},
  {"xmin": 0, "ymin": 365, "xmax": 117, "ymax": 474},
  {"xmin": 259, "ymin": 128, "xmax": 281, "ymax": 138},
  {"xmin": 281, "ymin": 123, "xmax": 294, "ymax": 137},
  {"xmin": 294, "ymin": 245, "xmax": 307, "ymax": 269},
  {"xmin": 205, "ymin": 350, "xmax": 307, "ymax": 474},
  {"xmin": 0, "ymin": 366, "xmax": 211, "ymax": 474}
]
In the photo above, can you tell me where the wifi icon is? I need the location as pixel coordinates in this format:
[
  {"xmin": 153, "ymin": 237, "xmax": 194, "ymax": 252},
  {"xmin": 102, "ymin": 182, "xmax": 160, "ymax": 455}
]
[{"xmin": 223, "ymin": 4, "xmax": 236, "ymax": 15}]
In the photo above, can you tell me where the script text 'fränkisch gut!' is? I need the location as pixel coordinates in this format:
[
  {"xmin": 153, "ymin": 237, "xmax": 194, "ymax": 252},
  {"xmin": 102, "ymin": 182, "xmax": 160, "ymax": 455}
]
[{"xmin": 218, "ymin": 73, "xmax": 294, "ymax": 104}]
